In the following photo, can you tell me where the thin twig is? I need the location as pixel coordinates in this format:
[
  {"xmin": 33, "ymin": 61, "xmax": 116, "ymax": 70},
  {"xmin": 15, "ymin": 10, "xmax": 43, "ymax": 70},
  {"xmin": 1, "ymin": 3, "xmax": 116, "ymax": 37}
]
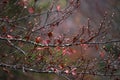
[{"xmin": 7, "ymin": 39, "xmax": 26, "ymax": 54}]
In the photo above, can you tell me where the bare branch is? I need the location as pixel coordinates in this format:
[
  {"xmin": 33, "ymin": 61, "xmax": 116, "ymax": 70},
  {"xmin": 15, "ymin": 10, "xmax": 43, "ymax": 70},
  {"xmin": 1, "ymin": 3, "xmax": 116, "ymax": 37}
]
[{"xmin": 0, "ymin": 37, "xmax": 120, "ymax": 48}]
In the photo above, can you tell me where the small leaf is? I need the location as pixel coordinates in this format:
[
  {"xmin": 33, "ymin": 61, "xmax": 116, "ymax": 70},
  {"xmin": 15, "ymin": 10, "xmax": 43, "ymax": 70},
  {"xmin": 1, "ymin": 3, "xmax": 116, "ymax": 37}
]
[
  {"xmin": 42, "ymin": 39, "xmax": 50, "ymax": 46},
  {"xmin": 95, "ymin": 44, "xmax": 99, "ymax": 50},
  {"xmin": 28, "ymin": 7, "xmax": 34, "ymax": 14},
  {"xmin": 35, "ymin": 37, "xmax": 41, "ymax": 43},
  {"xmin": 56, "ymin": 39, "xmax": 62, "ymax": 45},
  {"xmin": 48, "ymin": 32, "xmax": 53, "ymax": 38},
  {"xmin": 62, "ymin": 48, "xmax": 75, "ymax": 55},
  {"xmin": 64, "ymin": 70, "xmax": 69, "ymax": 74},
  {"xmin": 57, "ymin": 5, "xmax": 61, "ymax": 11},
  {"xmin": 80, "ymin": 39, "xmax": 85, "ymax": 43},
  {"xmin": 7, "ymin": 34, "xmax": 13, "ymax": 39},
  {"xmin": 36, "ymin": 47, "xmax": 44, "ymax": 50},
  {"xmin": 99, "ymin": 51, "xmax": 105, "ymax": 58},
  {"xmin": 2, "ymin": 26, "xmax": 7, "ymax": 33},
  {"xmin": 73, "ymin": 37, "xmax": 77, "ymax": 43},
  {"xmin": 71, "ymin": 68, "xmax": 77, "ymax": 76},
  {"xmin": 25, "ymin": 35, "xmax": 30, "ymax": 41},
  {"xmin": 59, "ymin": 63, "xmax": 65, "ymax": 69}
]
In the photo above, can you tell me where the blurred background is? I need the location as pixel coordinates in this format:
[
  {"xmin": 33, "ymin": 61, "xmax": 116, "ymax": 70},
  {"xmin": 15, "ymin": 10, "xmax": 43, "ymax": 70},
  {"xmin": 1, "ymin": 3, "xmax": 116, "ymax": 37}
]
[{"xmin": 0, "ymin": 0, "xmax": 120, "ymax": 80}]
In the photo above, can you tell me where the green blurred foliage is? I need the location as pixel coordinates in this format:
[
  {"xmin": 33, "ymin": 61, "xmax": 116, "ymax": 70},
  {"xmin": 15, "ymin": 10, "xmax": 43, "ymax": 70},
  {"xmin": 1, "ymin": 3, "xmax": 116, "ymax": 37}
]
[
  {"xmin": 0, "ymin": 0, "xmax": 23, "ymax": 18},
  {"xmin": 35, "ymin": 0, "xmax": 51, "ymax": 12},
  {"xmin": 57, "ymin": 0, "xmax": 67, "ymax": 8},
  {"xmin": 103, "ymin": 44, "xmax": 120, "ymax": 58}
]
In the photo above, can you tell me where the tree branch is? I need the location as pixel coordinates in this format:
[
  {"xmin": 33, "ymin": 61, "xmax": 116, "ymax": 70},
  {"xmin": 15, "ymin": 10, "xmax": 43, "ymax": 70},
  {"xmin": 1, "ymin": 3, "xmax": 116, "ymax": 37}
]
[
  {"xmin": 0, "ymin": 37, "xmax": 120, "ymax": 48},
  {"xmin": 0, "ymin": 63, "xmax": 120, "ymax": 77}
]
